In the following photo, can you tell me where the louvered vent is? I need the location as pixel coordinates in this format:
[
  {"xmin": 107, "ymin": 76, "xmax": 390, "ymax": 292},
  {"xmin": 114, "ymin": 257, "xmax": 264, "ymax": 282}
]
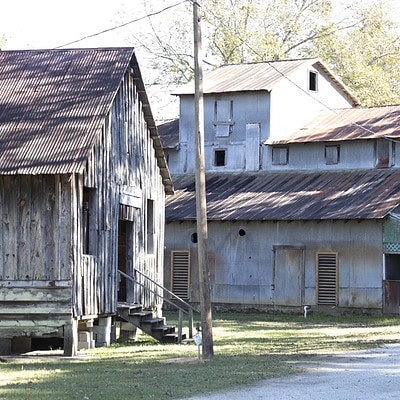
[
  {"xmin": 317, "ymin": 253, "xmax": 338, "ymax": 305},
  {"xmin": 171, "ymin": 251, "xmax": 190, "ymax": 300}
]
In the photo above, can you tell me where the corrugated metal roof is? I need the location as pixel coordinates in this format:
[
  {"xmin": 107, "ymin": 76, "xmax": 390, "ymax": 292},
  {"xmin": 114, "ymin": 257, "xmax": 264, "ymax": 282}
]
[
  {"xmin": 174, "ymin": 58, "xmax": 359, "ymax": 106},
  {"xmin": 269, "ymin": 105, "xmax": 400, "ymax": 144},
  {"xmin": 0, "ymin": 48, "xmax": 173, "ymax": 193},
  {"xmin": 157, "ymin": 118, "xmax": 179, "ymax": 149},
  {"xmin": 166, "ymin": 170, "xmax": 400, "ymax": 221},
  {"xmin": 0, "ymin": 48, "xmax": 132, "ymax": 175}
]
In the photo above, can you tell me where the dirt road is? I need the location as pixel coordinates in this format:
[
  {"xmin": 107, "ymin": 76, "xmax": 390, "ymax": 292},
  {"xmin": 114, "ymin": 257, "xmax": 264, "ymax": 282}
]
[{"xmin": 183, "ymin": 344, "xmax": 400, "ymax": 400}]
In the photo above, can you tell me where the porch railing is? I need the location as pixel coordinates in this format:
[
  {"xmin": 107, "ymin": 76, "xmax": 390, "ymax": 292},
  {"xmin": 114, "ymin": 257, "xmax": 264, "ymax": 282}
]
[{"xmin": 118, "ymin": 269, "xmax": 198, "ymax": 340}]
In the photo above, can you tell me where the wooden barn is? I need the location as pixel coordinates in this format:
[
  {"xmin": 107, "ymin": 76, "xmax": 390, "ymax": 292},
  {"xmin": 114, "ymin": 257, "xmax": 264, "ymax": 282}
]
[{"xmin": 0, "ymin": 48, "xmax": 173, "ymax": 355}]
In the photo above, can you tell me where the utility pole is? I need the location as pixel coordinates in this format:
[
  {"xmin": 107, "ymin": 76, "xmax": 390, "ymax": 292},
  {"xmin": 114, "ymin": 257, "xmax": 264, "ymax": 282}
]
[{"xmin": 193, "ymin": 0, "xmax": 214, "ymax": 360}]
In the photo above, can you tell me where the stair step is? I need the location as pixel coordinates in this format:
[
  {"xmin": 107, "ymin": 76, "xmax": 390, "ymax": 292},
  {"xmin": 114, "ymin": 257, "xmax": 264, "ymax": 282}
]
[
  {"xmin": 131, "ymin": 311, "xmax": 153, "ymax": 319},
  {"xmin": 152, "ymin": 325, "xmax": 176, "ymax": 334},
  {"xmin": 140, "ymin": 318, "xmax": 164, "ymax": 326},
  {"xmin": 116, "ymin": 302, "xmax": 184, "ymax": 344},
  {"xmin": 118, "ymin": 302, "xmax": 142, "ymax": 310},
  {"xmin": 161, "ymin": 333, "xmax": 187, "ymax": 344}
]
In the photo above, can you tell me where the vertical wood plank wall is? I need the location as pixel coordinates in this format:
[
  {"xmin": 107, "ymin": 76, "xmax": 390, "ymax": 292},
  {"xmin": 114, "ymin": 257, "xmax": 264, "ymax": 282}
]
[
  {"xmin": 0, "ymin": 174, "xmax": 73, "ymax": 337},
  {"xmin": 76, "ymin": 69, "xmax": 166, "ymax": 317},
  {"xmin": 0, "ymin": 65, "xmax": 167, "ymax": 338}
]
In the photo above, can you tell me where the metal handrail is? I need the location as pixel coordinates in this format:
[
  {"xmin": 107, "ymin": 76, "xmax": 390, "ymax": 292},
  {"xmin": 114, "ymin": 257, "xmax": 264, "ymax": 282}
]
[{"xmin": 118, "ymin": 269, "xmax": 197, "ymax": 339}]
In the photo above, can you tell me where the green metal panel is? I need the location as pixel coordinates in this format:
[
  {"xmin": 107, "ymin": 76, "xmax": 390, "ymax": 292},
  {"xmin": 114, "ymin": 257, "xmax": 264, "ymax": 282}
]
[{"xmin": 384, "ymin": 217, "xmax": 400, "ymax": 244}]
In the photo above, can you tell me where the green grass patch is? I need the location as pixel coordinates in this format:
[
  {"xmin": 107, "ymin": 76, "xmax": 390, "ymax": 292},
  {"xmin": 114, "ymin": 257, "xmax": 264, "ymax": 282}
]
[{"xmin": 1, "ymin": 313, "xmax": 400, "ymax": 400}]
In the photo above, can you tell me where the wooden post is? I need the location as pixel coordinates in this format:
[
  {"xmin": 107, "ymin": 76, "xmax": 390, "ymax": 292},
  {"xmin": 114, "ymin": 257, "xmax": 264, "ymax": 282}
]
[
  {"xmin": 193, "ymin": 0, "xmax": 214, "ymax": 360},
  {"xmin": 178, "ymin": 309, "xmax": 183, "ymax": 343},
  {"xmin": 188, "ymin": 308, "xmax": 193, "ymax": 338},
  {"xmin": 64, "ymin": 318, "xmax": 78, "ymax": 356}
]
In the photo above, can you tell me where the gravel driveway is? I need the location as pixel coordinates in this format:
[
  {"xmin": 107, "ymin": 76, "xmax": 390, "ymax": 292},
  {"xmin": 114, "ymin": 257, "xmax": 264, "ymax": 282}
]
[{"xmin": 183, "ymin": 344, "xmax": 400, "ymax": 400}]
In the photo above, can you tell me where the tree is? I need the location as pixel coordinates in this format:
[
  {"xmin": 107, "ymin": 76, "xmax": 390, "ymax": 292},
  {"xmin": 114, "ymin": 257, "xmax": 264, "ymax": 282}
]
[
  {"xmin": 120, "ymin": 0, "xmax": 400, "ymax": 115},
  {"xmin": 307, "ymin": 2, "xmax": 400, "ymax": 106}
]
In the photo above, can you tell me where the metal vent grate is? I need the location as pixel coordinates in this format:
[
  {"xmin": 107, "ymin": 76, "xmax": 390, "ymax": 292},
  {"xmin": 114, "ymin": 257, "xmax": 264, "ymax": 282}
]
[
  {"xmin": 317, "ymin": 253, "xmax": 338, "ymax": 305},
  {"xmin": 171, "ymin": 251, "xmax": 190, "ymax": 300}
]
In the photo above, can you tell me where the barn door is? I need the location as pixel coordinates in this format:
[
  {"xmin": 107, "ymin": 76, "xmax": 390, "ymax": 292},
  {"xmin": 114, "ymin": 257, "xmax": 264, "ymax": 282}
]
[{"xmin": 273, "ymin": 246, "xmax": 304, "ymax": 306}]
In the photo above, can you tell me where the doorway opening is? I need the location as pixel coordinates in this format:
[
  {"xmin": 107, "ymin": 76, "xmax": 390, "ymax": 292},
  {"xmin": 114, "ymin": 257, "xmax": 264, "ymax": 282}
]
[{"xmin": 118, "ymin": 220, "xmax": 134, "ymax": 302}]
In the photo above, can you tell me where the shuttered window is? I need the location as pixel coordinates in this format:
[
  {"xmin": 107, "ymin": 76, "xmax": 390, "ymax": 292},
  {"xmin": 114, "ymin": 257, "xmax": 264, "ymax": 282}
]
[
  {"xmin": 214, "ymin": 100, "xmax": 233, "ymax": 136},
  {"xmin": 171, "ymin": 251, "xmax": 190, "ymax": 300},
  {"xmin": 317, "ymin": 252, "xmax": 338, "ymax": 305},
  {"xmin": 272, "ymin": 146, "xmax": 288, "ymax": 165},
  {"xmin": 325, "ymin": 145, "xmax": 340, "ymax": 165}
]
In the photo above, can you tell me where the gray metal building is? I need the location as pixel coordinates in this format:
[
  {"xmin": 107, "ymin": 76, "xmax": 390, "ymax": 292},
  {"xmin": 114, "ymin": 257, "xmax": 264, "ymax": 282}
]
[{"xmin": 159, "ymin": 58, "xmax": 400, "ymax": 314}]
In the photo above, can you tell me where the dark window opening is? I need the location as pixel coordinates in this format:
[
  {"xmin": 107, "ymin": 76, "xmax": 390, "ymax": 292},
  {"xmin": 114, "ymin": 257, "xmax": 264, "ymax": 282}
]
[
  {"xmin": 83, "ymin": 188, "xmax": 96, "ymax": 255},
  {"xmin": 309, "ymin": 71, "xmax": 318, "ymax": 91},
  {"xmin": 191, "ymin": 233, "xmax": 198, "ymax": 243},
  {"xmin": 215, "ymin": 150, "xmax": 226, "ymax": 166},
  {"xmin": 385, "ymin": 254, "xmax": 400, "ymax": 280},
  {"xmin": 239, "ymin": 229, "xmax": 246, "ymax": 236},
  {"xmin": 147, "ymin": 199, "xmax": 154, "ymax": 254}
]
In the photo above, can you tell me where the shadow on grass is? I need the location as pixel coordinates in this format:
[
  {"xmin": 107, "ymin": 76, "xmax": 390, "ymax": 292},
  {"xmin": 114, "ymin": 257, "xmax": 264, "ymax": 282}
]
[{"xmin": 0, "ymin": 350, "xmax": 295, "ymax": 400}]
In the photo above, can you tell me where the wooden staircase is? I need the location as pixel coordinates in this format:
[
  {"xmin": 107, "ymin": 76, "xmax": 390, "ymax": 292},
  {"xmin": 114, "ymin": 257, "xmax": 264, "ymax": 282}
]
[{"xmin": 117, "ymin": 302, "xmax": 185, "ymax": 343}]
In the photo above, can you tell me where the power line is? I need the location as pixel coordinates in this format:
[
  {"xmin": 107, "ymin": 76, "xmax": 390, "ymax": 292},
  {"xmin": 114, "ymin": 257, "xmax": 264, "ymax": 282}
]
[{"xmin": 55, "ymin": 0, "xmax": 188, "ymax": 49}]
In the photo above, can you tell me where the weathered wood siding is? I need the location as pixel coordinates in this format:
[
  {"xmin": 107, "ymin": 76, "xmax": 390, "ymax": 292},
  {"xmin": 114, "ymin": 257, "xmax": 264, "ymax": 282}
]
[
  {"xmin": 74, "ymin": 70, "xmax": 166, "ymax": 317},
  {"xmin": 0, "ymin": 175, "xmax": 73, "ymax": 337}
]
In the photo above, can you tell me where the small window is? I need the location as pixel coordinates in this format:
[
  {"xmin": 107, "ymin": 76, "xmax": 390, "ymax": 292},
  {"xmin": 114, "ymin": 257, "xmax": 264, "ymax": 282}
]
[
  {"xmin": 309, "ymin": 71, "xmax": 318, "ymax": 92},
  {"xmin": 376, "ymin": 139, "xmax": 394, "ymax": 168},
  {"xmin": 272, "ymin": 146, "xmax": 288, "ymax": 165},
  {"xmin": 317, "ymin": 252, "xmax": 338, "ymax": 305},
  {"xmin": 325, "ymin": 145, "xmax": 340, "ymax": 165},
  {"xmin": 214, "ymin": 100, "xmax": 233, "ymax": 136},
  {"xmin": 214, "ymin": 149, "xmax": 226, "ymax": 166},
  {"xmin": 171, "ymin": 250, "xmax": 190, "ymax": 300}
]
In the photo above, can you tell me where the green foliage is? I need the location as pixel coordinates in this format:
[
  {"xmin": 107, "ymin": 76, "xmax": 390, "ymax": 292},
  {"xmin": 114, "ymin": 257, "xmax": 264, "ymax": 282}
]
[
  {"xmin": 130, "ymin": 0, "xmax": 400, "ymax": 109},
  {"xmin": 307, "ymin": 3, "xmax": 400, "ymax": 106}
]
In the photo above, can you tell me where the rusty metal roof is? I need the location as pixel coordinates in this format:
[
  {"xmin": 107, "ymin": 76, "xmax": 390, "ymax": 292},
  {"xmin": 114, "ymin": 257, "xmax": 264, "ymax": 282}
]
[
  {"xmin": 0, "ymin": 48, "xmax": 173, "ymax": 193},
  {"xmin": 166, "ymin": 170, "xmax": 400, "ymax": 221},
  {"xmin": 269, "ymin": 105, "xmax": 400, "ymax": 144},
  {"xmin": 157, "ymin": 118, "xmax": 179, "ymax": 149},
  {"xmin": 174, "ymin": 58, "xmax": 359, "ymax": 106}
]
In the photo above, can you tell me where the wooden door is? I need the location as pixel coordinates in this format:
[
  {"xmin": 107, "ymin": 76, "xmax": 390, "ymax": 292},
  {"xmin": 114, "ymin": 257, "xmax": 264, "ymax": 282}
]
[{"xmin": 273, "ymin": 247, "xmax": 304, "ymax": 306}]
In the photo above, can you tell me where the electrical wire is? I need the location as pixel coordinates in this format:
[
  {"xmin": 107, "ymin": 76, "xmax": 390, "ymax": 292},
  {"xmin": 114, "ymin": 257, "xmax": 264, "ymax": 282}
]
[
  {"xmin": 55, "ymin": 0, "xmax": 189, "ymax": 49},
  {"xmin": 7, "ymin": 0, "xmax": 399, "ymax": 140}
]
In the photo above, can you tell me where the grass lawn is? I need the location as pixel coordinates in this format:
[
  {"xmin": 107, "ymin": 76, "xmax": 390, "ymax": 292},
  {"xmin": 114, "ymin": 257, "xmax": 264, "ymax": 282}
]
[{"xmin": 1, "ymin": 312, "xmax": 400, "ymax": 400}]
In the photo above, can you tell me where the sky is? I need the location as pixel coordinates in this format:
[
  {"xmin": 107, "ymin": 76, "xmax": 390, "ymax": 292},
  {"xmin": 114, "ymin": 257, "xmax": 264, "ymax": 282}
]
[
  {"xmin": 0, "ymin": 0, "xmax": 187, "ymax": 119},
  {"xmin": 0, "ymin": 0, "xmax": 140, "ymax": 49},
  {"xmin": 1, "ymin": 0, "xmax": 399, "ymax": 119}
]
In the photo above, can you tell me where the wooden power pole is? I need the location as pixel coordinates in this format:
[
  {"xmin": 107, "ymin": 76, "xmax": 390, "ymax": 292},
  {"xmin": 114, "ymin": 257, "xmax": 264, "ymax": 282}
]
[{"xmin": 193, "ymin": 0, "xmax": 214, "ymax": 360}]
